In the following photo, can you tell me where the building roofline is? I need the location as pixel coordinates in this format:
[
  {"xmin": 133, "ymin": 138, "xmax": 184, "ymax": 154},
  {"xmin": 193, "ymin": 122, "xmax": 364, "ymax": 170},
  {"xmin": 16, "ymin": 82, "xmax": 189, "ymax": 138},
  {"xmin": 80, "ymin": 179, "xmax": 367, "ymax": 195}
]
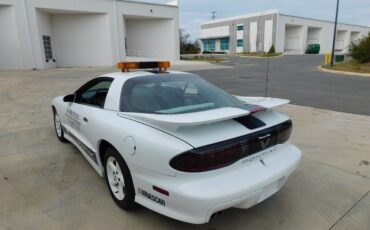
[
  {"xmin": 201, "ymin": 9, "xmax": 370, "ymax": 29},
  {"xmin": 200, "ymin": 36, "xmax": 229, "ymax": 40},
  {"xmin": 122, "ymin": 0, "xmax": 178, "ymax": 8},
  {"xmin": 279, "ymin": 13, "xmax": 370, "ymax": 29},
  {"xmin": 201, "ymin": 9, "xmax": 279, "ymax": 25}
]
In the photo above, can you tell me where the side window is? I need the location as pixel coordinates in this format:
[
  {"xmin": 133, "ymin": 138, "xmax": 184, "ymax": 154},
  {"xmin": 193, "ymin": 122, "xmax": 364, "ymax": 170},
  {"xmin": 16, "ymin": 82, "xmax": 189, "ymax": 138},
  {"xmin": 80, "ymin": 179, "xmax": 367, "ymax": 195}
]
[{"xmin": 76, "ymin": 79, "xmax": 113, "ymax": 108}]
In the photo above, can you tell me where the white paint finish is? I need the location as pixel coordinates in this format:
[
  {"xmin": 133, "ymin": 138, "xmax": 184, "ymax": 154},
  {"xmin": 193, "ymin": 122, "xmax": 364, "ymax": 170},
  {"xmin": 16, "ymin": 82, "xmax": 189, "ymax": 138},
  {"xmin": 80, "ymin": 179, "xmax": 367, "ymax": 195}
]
[
  {"xmin": 118, "ymin": 0, "xmax": 180, "ymax": 60},
  {"xmin": 49, "ymin": 68, "xmax": 303, "ymax": 224},
  {"xmin": 0, "ymin": 0, "xmax": 179, "ymax": 70},
  {"xmin": 125, "ymin": 18, "xmax": 176, "ymax": 60},
  {"xmin": 277, "ymin": 14, "xmax": 370, "ymax": 54},
  {"xmin": 215, "ymin": 39, "xmax": 221, "ymax": 52},
  {"xmin": 284, "ymin": 25, "xmax": 303, "ymax": 51},
  {"xmin": 307, "ymin": 27, "xmax": 322, "ymax": 45},
  {"xmin": 120, "ymin": 107, "xmax": 251, "ymax": 132},
  {"xmin": 35, "ymin": 10, "xmax": 56, "ymax": 68},
  {"xmin": 52, "ymin": 70, "xmax": 302, "ymax": 224},
  {"xmin": 203, "ymin": 11, "xmax": 370, "ymax": 54},
  {"xmin": 52, "ymin": 13, "xmax": 113, "ymax": 67},
  {"xmin": 236, "ymin": 46, "xmax": 244, "ymax": 53},
  {"xmin": 0, "ymin": 5, "xmax": 23, "ymax": 69},
  {"xmin": 133, "ymin": 143, "xmax": 300, "ymax": 223},
  {"xmin": 249, "ymin": 21, "xmax": 257, "ymax": 52},
  {"xmin": 350, "ymin": 31, "xmax": 360, "ymax": 43},
  {"xmin": 122, "ymin": 136, "xmax": 136, "ymax": 156},
  {"xmin": 202, "ymin": 9, "xmax": 279, "ymax": 25},
  {"xmin": 201, "ymin": 26, "xmax": 229, "ymax": 39},
  {"xmin": 237, "ymin": 30, "xmax": 244, "ymax": 40},
  {"xmin": 264, "ymin": 20, "xmax": 273, "ymax": 52},
  {"xmin": 166, "ymin": 0, "xmax": 178, "ymax": 6},
  {"xmin": 236, "ymin": 97, "xmax": 290, "ymax": 108},
  {"xmin": 335, "ymin": 30, "xmax": 348, "ymax": 51}
]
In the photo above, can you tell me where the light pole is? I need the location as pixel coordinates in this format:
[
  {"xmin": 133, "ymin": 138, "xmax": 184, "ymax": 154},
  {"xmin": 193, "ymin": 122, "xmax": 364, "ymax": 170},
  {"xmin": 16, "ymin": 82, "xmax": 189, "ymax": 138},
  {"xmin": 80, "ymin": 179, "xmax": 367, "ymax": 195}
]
[
  {"xmin": 330, "ymin": 0, "xmax": 340, "ymax": 67},
  {"xmin": 211, "ymin": 11, "xmax": 216, "ymax": 20}
]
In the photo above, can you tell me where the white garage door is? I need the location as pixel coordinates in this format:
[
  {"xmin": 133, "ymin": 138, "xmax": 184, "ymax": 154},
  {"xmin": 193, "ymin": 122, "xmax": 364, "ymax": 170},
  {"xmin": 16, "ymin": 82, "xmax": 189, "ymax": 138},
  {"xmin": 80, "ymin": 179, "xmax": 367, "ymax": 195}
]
[
  {"xmin": 264, "ymin": 20, "xmax": 273, "ymax": 52},
  {"xmin": 286, "ymin": 38, "xmax": 300, "ymax": 50},
  {"xmin": 249, "ymin": 22, "xmax": 257, "ymax": 52},
  {"xmin": 0, "ymin": 6, "xmax": 23, "ymax": 70}
]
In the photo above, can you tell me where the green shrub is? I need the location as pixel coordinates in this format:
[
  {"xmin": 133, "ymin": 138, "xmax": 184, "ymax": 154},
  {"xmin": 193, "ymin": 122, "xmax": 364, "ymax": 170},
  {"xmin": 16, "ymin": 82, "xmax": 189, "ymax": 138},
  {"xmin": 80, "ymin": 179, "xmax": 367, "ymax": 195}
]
[
  {"xmin": 268, "ymin": 45, "xmax": 276, "ymax": 54},
  {"xmin": 348, "ymin": 32, "xmax": 370, "ymax": 63}
]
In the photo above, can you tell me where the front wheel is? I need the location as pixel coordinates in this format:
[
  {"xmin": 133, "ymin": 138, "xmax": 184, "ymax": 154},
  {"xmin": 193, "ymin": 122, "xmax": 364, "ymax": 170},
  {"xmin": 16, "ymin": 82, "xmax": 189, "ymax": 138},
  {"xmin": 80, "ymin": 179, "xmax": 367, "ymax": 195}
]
[
  {"xmin": 53, "ymin": 109, "xmax": 67, "ymax": 143},
  {"xmin": 104, "ymin": 147, "xmax": 135, "ymax": 210}
]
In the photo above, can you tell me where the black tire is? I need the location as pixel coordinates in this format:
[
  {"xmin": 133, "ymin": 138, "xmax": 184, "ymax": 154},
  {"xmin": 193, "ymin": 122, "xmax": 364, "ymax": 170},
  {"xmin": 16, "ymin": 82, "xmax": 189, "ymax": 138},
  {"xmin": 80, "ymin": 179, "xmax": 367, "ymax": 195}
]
[
  {"xmin": 53, "ymin": 109, "xmax": 68, "ymax": 143},
  {"xmin": 104, "ymin": 147, "xmax": 135, "ymax": 210}
]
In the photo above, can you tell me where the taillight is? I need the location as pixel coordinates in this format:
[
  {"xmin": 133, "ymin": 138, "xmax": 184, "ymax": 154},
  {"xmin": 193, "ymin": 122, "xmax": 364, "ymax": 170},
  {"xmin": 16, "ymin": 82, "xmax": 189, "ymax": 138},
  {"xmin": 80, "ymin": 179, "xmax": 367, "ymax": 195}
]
[
  {"xmin": 170, "ymin": 120, "xmax": 292, "ymax": 173},
  {"xmin": 277, "ymin": 121, "xmax": 292, "ymax": 143}
]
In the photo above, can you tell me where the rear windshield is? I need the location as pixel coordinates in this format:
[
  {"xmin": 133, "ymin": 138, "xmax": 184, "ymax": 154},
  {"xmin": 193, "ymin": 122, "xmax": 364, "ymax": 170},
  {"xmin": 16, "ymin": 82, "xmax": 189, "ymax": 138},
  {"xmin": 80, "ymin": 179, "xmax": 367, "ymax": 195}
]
[{"xmin": 120, "ymin": 73, "xmax": 245, "ymax": 114}]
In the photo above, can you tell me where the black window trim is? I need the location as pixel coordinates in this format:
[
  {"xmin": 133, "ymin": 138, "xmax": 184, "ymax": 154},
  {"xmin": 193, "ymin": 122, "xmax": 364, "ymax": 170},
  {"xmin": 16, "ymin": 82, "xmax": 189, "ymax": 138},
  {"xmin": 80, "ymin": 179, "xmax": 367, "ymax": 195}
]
[{"xmin": 74, "ymin": 77, "xmax": 114, "ymax": 109}]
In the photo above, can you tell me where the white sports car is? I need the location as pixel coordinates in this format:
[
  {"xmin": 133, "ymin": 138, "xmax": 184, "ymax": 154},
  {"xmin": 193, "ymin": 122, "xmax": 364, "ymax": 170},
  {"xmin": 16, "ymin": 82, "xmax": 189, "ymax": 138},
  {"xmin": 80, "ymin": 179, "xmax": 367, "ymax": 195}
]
[{"xmin": 52, "ymin": 62, "xmax": 301, "ymax": 224}]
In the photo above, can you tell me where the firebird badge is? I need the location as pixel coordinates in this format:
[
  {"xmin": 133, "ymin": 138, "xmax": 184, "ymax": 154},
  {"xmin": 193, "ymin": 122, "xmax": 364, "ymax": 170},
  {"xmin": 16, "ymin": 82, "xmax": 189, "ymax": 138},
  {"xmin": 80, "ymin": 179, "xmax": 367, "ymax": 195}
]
[{"xmin": 259, "ymin": 134, "xmax": 271, "ymax": 149}]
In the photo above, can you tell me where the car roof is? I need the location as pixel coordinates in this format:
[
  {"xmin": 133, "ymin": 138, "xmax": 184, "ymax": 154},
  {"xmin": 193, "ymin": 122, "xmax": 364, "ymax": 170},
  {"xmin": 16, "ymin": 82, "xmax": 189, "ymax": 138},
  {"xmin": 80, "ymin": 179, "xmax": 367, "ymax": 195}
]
[
  {"xmin": 101, "ymin": 70, "xmax": 195, "ymax": 111},
  {"xmin": 101, "ymin": 70, "xmax": 192, "ymax": 81}
]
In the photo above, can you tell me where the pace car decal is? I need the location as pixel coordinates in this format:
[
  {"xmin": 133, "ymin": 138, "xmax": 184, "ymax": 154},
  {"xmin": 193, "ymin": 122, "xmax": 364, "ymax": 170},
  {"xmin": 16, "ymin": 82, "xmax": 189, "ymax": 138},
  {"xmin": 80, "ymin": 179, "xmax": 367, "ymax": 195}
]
[
  {"xmin": 138, "ymin": 188, "xmax": 166, "ymax": 206},
  {"xmin": 66, "ymin": 108, "xmax": 81, "ymax": 132},
  {"xmin": 62, "ymin": 126, "xmax": 98, "ymax": 164},
  {"xmin": 241, "ymin": 147, "xmax": 276, "ymax": 165}
]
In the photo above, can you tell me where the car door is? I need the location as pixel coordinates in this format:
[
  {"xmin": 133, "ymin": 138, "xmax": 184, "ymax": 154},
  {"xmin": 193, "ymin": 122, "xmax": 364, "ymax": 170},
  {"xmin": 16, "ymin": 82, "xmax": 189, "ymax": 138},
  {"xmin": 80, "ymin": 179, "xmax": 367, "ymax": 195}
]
[{"xmin": 66, "ymin": 77, "xmax": 113, "ymax": 166}]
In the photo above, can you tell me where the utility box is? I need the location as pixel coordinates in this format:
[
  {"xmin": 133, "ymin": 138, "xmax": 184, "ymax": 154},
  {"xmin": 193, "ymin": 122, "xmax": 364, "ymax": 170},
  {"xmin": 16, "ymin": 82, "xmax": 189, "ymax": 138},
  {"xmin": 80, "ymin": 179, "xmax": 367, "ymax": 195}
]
[
  {"xmin": 335, "ymin": 55, "xmax": 345, "ymax": 63},
  {"xmin": 306, "ymin": 44, "xmax": 320, "ymax": 54}
]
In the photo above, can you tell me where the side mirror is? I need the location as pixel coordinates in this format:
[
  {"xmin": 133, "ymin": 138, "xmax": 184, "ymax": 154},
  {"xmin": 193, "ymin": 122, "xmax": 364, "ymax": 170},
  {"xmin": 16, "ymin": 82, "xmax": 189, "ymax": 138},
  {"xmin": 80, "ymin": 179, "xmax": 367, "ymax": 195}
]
[{"xmin": 63, "ymin": 94, "xmax": 75, "ymax": 103}]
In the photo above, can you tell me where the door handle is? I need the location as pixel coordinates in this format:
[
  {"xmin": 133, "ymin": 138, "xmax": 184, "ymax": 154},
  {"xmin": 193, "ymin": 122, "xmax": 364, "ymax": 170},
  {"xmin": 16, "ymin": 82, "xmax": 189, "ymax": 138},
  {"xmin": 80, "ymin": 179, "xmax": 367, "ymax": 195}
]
[{"xmin": 83, "ymin": 117, "xmax": 88, "ymax": 122}]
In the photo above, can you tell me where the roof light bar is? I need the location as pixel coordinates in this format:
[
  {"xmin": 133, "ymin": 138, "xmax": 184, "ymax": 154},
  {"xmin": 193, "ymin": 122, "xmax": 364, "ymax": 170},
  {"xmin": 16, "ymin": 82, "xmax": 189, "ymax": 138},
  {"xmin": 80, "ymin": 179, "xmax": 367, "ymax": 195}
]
[{"xmin": 117, "ymin": 61, "xmax": 170, "ymax": 72}]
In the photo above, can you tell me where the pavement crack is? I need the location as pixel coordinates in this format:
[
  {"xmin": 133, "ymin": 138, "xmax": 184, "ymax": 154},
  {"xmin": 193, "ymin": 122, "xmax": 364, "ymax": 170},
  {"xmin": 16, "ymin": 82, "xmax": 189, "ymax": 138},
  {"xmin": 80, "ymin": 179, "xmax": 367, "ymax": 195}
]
[{"xmin": 328, "ymin": 190, "xmax": 370, "ymax": 230}]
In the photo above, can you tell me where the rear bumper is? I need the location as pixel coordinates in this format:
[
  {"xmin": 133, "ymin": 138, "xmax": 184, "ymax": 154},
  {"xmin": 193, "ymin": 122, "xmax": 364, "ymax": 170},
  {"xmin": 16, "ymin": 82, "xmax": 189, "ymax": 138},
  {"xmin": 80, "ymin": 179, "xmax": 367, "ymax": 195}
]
[{"xmin": 132, "ymin": 143, "xmax": 301, "ymax": 224}]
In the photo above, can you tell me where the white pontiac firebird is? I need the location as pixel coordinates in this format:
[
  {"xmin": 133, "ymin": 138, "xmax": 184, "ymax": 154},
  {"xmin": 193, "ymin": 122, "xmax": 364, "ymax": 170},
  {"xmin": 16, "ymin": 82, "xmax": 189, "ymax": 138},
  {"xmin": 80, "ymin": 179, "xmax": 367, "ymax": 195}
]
[{"xmin": 52, "ymin": 62, "xmax": 301, "ymax": 224}]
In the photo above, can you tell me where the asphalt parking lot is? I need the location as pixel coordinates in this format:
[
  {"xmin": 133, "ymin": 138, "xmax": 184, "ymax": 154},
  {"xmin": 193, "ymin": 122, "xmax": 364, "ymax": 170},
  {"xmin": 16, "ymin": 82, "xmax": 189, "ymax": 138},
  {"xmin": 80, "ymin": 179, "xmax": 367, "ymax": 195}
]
[
  {"xmin": 0, "ymin": 58, "xmax": 369, "ymax": 229},
  {"xmin": 191, "ymin": 55, "xmax": 370, "ymax": 115}
]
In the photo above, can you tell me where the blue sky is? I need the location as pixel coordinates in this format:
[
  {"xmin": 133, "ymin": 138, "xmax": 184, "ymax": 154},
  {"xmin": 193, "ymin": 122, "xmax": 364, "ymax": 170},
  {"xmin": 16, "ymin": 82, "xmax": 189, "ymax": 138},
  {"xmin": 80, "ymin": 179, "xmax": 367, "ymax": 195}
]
[{"xmin": 137, "ymin": 0, "xmax": 370, "ymax": 40}]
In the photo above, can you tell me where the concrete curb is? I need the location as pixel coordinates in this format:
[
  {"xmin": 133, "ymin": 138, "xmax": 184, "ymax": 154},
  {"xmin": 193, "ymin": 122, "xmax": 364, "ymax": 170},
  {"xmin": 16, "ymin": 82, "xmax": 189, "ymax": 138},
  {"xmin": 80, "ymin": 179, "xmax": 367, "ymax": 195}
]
[
  {"xmin": 317, "ymin": 65, "xmax": 370, "ymax": 77},
  {"xmin": 239, "ymin": 54, "xmax": 283, "ymax": 59}
]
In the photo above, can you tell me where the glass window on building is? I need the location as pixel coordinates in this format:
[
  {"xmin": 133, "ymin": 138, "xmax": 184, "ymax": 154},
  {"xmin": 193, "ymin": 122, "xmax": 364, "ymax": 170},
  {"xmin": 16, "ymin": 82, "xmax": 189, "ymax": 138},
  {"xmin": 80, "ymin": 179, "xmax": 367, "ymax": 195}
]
[
  {"xmin": 220, "ymin": 38, "xmax": 229, "ymax": 50},
  {"xmin": 237, "ymin": 25, "xmax": 244, "ymax": 31},
  {"xmin": 203, "ymin": 39, "xmax": 216, "ymax": 52},
  {"xmin": 43, "ymin": 35, "xmax": 54, "ymax": 62},
  {"xmin": 237, "ymin": 39, "xmax": 243, "ymax": 47}
]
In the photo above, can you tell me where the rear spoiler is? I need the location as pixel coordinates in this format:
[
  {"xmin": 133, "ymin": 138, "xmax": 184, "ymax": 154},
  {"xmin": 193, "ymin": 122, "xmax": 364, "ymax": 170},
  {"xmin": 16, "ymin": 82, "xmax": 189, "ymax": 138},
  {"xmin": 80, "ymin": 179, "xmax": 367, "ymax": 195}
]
[
  {"xmin": 119, "ymin": 107, "xmax": 250, "ymax": 131},
  {"xmin": 118, "ymin": 97, "xmax": 289, "ymax": 130},
  {"xmin": 235, "ymin": 96, "xmax": 290, "ymax": 109}
]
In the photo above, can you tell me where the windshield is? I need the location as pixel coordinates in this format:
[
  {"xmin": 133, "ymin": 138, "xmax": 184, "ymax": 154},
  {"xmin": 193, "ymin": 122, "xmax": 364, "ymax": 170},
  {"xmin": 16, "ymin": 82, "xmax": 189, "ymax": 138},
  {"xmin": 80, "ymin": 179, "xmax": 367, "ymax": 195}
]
[{"xmin": 120, "ymin": 73, "xmax": 245, "ymax": 114}]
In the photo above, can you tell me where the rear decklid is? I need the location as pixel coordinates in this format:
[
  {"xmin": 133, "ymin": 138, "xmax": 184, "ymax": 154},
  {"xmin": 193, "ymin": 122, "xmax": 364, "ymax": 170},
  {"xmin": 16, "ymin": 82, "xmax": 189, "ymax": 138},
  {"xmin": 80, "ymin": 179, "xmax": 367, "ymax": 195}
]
[
  {"xmin": 118, "ymin": 97, "xmax": 290, "ymax": 147},
  {"xmin": 119, "ymin": 107, "xmax": 251, "ymax": 131}
]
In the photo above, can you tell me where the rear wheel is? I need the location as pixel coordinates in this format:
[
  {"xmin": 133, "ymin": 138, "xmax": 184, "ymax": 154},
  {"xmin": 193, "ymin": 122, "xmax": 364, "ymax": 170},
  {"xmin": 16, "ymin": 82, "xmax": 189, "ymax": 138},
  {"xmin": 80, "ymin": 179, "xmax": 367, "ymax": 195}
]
[
  {"xmin": 104, "ymin": 147, "xmax": 135, "ymax": 210},
  {"xmin": 53, "ymin": 110, "xmax": 67, "ymax": 143}
]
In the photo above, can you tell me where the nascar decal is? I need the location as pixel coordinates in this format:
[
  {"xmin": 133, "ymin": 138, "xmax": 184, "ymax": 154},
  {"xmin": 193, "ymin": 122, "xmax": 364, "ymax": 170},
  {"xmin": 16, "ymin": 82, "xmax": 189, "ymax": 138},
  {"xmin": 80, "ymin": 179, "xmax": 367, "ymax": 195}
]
[
  {"xmin": 138, "ymin": 188, "xmax": 166, "ymax": 206},
  {"xmin": 63, "ymin": 126, "xmax": 98, "ymax": 164},
  {"xmin": 66, "ymin": 108, "xmax": 81, "ymax": 132}
]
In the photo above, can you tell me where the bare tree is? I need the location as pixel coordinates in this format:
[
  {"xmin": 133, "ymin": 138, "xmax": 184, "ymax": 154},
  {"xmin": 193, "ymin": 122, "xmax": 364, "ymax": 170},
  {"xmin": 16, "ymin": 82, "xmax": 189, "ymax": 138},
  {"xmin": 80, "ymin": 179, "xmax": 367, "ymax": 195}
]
[{"xmin": 179, "ymin": 28, "xmax": 200, "ymax": 54}]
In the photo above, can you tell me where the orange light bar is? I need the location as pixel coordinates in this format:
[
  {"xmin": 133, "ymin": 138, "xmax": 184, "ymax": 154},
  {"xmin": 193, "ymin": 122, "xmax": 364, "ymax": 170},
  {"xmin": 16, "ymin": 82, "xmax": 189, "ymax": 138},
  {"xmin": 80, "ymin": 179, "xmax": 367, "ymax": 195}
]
[
  {"xmin": 158, "ymin": 61, "xmax": 171, "ymax": 69},
  {"xmin": 117, "ymin": 61, "xmax": 170, "ymax": 72}
]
